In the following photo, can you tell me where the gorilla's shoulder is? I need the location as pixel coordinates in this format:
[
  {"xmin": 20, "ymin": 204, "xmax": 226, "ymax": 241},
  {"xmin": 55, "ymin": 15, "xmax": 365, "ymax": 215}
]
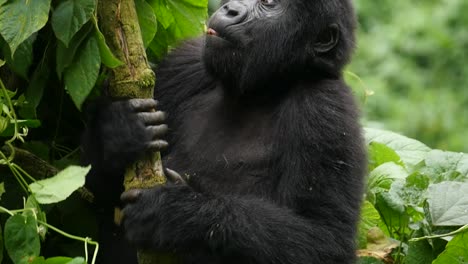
[
  {"xmin": 155, "ymin": 38, "xmax": 216, "ymax": 104},
  {"xmin": 156, "ymin": 38, "xmax": 206, "ymax": 78}
]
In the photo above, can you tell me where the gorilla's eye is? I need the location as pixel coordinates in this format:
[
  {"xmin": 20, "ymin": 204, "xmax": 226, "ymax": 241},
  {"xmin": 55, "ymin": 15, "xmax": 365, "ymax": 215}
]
[{"xmin": 260, "ymin": 0, "xmax": 275, "ymax": 6}]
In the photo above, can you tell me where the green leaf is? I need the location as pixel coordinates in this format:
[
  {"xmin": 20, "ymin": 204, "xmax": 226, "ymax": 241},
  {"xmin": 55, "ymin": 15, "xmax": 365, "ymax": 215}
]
[
  {"xmin": 44, "ymin": 257, "xmax": 72, "ymax": 264},
  {"xmin": 66, "ymin": 257, "xmax": 86, "ymax": 264},
  {"xmin": 51, "ymin": 0, "xmax": 96, "ymax": 47},
  {"xmin": 41, "ymin": 257, "xmax": 86, "ymax": 264},
  {"xmin": 433, "ymin": 232, "xmax": 468, "ymax": 264},
  {"xmin": 428, "ymin": 182, "xmax": 468, "ymax": 226},
  {"xmin": 357, "ymin": 256, "xmax": 385, "ymax": 264},
  {"xmin": 31, "ymin": 257, "xmax": 46, "ymax": 264},
  {"xmin": 4, "ymin": 214, "xmax": 40, "ymax": 264},
  {"xmin": 0, "ymin": 0, "xmax": 5, "ymax": 6},
  {"xmin": 149, "ymin": 0, "xmax": 207, "ymax": 40},
  {"xmin": 406, "ymin": 231, "xmax": 435, "ymax": 264},
  {"xmin": 423, "ymin": 150, "xmax": 468, "ymax": 183},
  {"xmin": 368, "ymin": 141, "xmax": 404, "ymax": 171},
  {"xmin": 149, "ymin": 0, "xmax": 174, "ymax": 29},
  {"xmin": 368, "ymin": 162, "xmax": 408, "ymax": 191},
  {"xmin": 29, "ymin": 165, "xmax": 90, "ymax": 204},
  {"xmin": 44, "ymin": 257, "xmax": 86, "ymax": 264},
  {"xmin": 24, "ymin": 196, "xmax": 47, "ymax": 240},
  {"xmin": 149, "ymin": 22, "xmax": 171, "ymax": 59},
  {"xmin": 93, "ymin": 27, "xmax": 123, "ymax": 68},
  {"xmin": 64, "ymin": 35, "xmax": 101, "ymax": 110},
  {"xmin": 164, "ymin": 0, "xmax": 208, "ymax": 40},
  {"xmin": 19, "ymin": 64, "xmax": 50, "ymax": 119},
  {"xmin": 0, "ymin": 182, "xmax": 4, "ymax": 200},
  {"xmin": 358, "ymin": 201, "xmax": 382, "ymax": 248},
  {"xmin": 0, "ymin": 0, "xmax": 51, "ymax": 56},
  {"xmin": 365, "ymin": 128, "xmax": 431, "ymax": 167},
  {"xmin": 56, "ymin": 22, "xmax": 94, "ymax": 78},
  {"xmin": 136, "ymin": 0, "xmax": 157, "ymax": 48},
  {"xmin": 375, "ymin": 191, "xmax": 409, "ymax": 236},
  {"xmin": 3, "ymin": 34, "xmax": 36, "ymax": 79}
]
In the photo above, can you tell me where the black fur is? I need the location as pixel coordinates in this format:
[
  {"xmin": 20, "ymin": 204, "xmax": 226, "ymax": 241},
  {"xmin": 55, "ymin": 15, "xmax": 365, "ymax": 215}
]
[{"xmin": 83, "ymin": 0, "xmax": 366, "ymax": 263}]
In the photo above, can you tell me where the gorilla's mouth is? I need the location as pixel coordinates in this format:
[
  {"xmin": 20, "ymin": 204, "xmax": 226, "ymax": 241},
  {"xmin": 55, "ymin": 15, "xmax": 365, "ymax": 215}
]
[{"xmin": 207, "ymin": 28, "xmax": 219, "ymax": 36}]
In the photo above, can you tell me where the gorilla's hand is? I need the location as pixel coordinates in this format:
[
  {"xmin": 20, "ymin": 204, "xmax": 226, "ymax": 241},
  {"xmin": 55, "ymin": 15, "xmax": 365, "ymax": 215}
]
[
  {"xmin": 120, "ymin": 169, "xmax": 195, "ymax": 250},
  {"xmin": 83, "ymin": 98, "xmax": 168, "ymax": 174}
]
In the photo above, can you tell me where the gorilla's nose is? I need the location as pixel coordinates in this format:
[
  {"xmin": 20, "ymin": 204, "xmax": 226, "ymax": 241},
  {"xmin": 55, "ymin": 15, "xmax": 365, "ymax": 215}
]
[{"xmin": 218, "ymin": 1, "xmax": 248, "ymax": 25}]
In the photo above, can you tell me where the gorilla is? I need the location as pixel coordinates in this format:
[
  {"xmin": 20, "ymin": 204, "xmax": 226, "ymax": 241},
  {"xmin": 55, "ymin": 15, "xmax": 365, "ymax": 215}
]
[{"xmin": 82, "ymin": 0, "xmax": 366, "ymax": 263}]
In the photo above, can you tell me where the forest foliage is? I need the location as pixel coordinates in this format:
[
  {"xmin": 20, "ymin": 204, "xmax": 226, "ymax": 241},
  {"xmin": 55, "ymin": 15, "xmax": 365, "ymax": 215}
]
[{"xmin": 0, "ymin": 0, "xmax": 467, "ymax": 264}]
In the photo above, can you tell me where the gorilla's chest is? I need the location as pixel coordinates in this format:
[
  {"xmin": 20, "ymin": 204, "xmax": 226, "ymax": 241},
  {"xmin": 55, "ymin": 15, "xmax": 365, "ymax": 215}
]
[{"xmin": 166, "ymin": 89, "xmax": 277, "ymax": 194}]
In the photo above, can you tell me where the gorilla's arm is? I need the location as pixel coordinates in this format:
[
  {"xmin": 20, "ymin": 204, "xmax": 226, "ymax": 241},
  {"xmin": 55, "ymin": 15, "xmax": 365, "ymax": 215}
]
[{"xmin": 122, "ymin": 184, "xmax": 348, "ymax": 264}]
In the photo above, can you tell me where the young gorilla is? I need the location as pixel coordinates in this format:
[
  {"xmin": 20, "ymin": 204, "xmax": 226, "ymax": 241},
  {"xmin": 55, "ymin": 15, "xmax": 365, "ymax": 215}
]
[{"xmin": 83, "ymin": 0, "xmax": 366, "ymax": 263}]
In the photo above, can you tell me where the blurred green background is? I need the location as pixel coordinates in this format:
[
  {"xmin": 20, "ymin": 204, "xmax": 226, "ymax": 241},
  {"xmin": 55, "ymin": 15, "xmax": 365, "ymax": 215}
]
[
  {"xmin": 350, "ymin": 0, "xmax": 468, "ymax": 152},
  {"xmin": 210, "ymin": 0, "xmax": 468, "ymax": 152}
]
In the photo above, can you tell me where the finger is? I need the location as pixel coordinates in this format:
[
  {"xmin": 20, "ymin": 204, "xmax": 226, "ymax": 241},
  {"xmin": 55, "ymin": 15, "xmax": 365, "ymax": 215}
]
[
  {"xmin": 146, "ymin": 140, "xmax": 169, "ymax": 151},
  {"xmin": 128, "ymin": 99, "xmax": 158, "ymax": 111},
  {"xmin": 146, "ymin": 124, "xmax": 168, "ymax": 139},
  {"xmin": 121, "ymin": 189, "xmax": 142, "ymax": 203},
  {"xmin": 138, "ymin": 111, "xmax": 166, "ymax": 125},
  {"xmin": 165, "ymin": 168, "xmax": 187, "ymax": 185}
]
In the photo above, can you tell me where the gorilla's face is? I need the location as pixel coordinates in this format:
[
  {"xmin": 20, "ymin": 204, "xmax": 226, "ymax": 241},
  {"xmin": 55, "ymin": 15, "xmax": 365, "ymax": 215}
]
[
  {"xmin": 203, "ymin": 0, "xmax": 355, "ymax": 94},
  {"xmin": 205, "ymin": 0, "xmax": 284, "ymax": 48}
]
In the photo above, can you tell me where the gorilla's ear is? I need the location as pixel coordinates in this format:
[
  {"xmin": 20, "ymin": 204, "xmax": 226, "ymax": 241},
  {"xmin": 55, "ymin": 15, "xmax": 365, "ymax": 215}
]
[{"xmin": 313, "ymin": 24, "xmax": 340, "ymax": 53}]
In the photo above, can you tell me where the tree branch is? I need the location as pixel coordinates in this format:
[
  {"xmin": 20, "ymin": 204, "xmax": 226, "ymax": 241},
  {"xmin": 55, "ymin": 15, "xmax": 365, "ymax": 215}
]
[{"xmin": 97, "ymin": 0, "xmax": 177, "ymax": 263}]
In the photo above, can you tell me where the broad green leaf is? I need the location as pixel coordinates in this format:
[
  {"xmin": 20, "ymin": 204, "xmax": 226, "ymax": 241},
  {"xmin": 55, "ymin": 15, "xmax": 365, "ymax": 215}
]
[
  {"xmin": 4, "ymin": 214, "xmax": 40, "ymax": 264},
  {"xmin": 19, "ymin": 64, "xmax": 49, "ymax": 119},
  {"xmin": 433, "ymin": 232, "xmax": 468, "ymax": 264},
  {"xmin": 365, "ymin": 128, "xmax": 431, "ymax": 167},
  {"xmin": 0, "ymin": 0, "xmax": 51, "ymax": 56},
  {"xmin": 0, "ymin": 0, "xmax": 5, "ymax": 6},
  {"xmin": 3, "ymin": 34, "xmax": 36, "ymax": 79},
  {"xmin": 388, "ymin": 180, "xmax": 426, "ymax": 224},
  {"xmin": 422, "ymin": 150, "xmax": 468, "ymax": 183},
  {"xmin": 149, "ymin": 0, "xmax": 207, "ymax": 40},
  {"xmin": 368, "ymin": 141, "xmax": 403, "ymax": 171},
  {"xmin": 44, "ymin": 257, "xmax": 72, "ymax": 264},
  {"xmin": 29, "ymin": 165, "xmax": 90, "ymax": 204},
  {"xmin": 149, "ymin": 0, "xmax": 175, "ymax": 29},
  {"xmin": 406, "ymin": 230, "xmax": 435, "ymax": 264},
  {"xmin": 406, "ymin": 172, "xmax": 430, "ymax": 190},
  {"xmin": 428, "ymin": 182, "xmax": 468, "ymax": 226},
  {"xmin": 357, "ymin": 257, "xmax": 385, "ymax": 264},
  {"xmin": 64, "ymin": 35, "xmax": 101, "ymax": 110},
  {"xmin": 149, "ymin": 22, "xmax": 171, "ymax": 59},
  {"xmin": 31, "ymin": 257, "xmax": 46, "ymax": 264},
  {"xmin": 93, "ymin": 27, "xmax": 123, "ymax": 68},
  {"xmin": 44, "ymin": 257, "xmax": 85, "ymax": 264},
  {"xmin": 165, "ymin": 0, "xmax": 208, "ymax": 40},
  {"xmin": 66, "ymin": 257, "xmax": 86, "ymax": 264},
  {"xmin": 56, "ymin": 22, "xmax": 94, "ymax": 78},
  {"xmin": 136, "ymin": 0, "xmax": 158, "ymax": 48},
  {"xmin": 375, "ymin": 192, "xmax": 409, "ymax": 235},
  {"xmin": 51, "ymin": 0, "xmax": 95, "ymax": 47},
  {"xmin": 358, "ymin": 201, "xmax": 382, "ymax": 248},
  {"xmin": 368, "ymin": 162, "xmax": 408, "ymax": 191}
]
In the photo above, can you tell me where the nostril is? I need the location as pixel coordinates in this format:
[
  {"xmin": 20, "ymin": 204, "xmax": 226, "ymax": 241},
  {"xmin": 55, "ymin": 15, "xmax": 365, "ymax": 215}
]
[{"xmin": 227, "ymin": 9, "xmax": 239, "ymax": 17}]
